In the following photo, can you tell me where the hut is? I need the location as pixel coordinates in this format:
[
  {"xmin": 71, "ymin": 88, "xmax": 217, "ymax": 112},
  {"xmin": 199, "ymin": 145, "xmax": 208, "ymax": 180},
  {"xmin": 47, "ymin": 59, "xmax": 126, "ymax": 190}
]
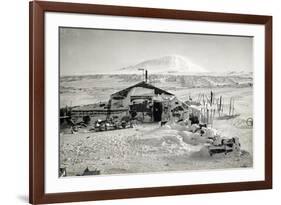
[
  {"xmin": 68, "ymin": 80, "xmax": 200, "ymax": 124},
  {"xmin": 110, "ymin": 81, "xmax": 187, "ymax": 122}
]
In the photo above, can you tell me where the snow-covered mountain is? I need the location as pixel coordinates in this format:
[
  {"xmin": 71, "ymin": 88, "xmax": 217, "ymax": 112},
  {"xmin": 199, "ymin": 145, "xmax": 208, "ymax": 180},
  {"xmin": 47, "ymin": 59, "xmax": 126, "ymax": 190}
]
[
  {"xmin": 61, "ymin": 55, "xmax": 253, "ymax": 92},
  {"xmin": 119, "ymin": 55, "xmax": 207, "ymax": 74}
]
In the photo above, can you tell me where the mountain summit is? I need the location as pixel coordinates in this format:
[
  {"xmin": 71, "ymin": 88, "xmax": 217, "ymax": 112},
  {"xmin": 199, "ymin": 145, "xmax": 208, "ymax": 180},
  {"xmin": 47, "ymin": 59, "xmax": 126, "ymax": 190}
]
[{"xmin": 119, "ymin": 55, "xmax": 208, "ymax": 74}]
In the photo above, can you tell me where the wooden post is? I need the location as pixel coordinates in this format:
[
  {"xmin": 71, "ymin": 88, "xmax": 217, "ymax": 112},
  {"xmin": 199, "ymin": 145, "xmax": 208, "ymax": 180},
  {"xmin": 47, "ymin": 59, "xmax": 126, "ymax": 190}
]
[
  {"xmin": 106, "ymin": 99, "xmax": 112, "ymax": 120},
  {"xmin": 232, "ymin": 98, "xmax": 234, "ymax": 116},
  {"xmin": 219, "ymin": 96, "xmax": 222, "ymax": 116},
  {"xmin": 210, "ymin": 91, "xmax": 213, "ymax": 106},
  {"xmin": 229, "ymin": 97, "xmax": 232, "ymax": 116},
  {"xmin": 206, "ymin": 108, "xmax": 208, "ymax": 123}
]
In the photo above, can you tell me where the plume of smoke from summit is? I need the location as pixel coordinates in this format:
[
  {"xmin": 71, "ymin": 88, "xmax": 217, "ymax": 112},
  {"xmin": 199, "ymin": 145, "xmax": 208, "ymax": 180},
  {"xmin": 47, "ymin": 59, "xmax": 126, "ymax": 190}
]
[{"xmin": 118, "ymin": 55, "xmax": 208, "ymax": 75}]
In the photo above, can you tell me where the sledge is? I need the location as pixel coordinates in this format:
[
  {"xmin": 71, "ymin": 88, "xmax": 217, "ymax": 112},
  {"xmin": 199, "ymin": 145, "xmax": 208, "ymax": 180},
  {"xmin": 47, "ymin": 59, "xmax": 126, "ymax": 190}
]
[{"xmin": 207, "ymin": 137, "xmax": 241, "ymax": 156}]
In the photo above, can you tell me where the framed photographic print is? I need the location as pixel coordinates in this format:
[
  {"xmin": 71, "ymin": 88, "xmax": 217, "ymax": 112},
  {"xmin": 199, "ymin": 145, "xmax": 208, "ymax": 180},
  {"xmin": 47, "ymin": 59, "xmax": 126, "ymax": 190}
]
[{"xmin": 29, "ymin": 1, "xmax": 272, "ymax": 204}]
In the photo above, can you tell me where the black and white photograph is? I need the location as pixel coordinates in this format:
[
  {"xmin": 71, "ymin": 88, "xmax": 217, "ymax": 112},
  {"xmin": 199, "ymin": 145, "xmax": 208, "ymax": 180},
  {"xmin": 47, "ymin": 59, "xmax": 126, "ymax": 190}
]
[{"xmin": 59, "ymin": 27, "xmax": 254, "ymax": 177}]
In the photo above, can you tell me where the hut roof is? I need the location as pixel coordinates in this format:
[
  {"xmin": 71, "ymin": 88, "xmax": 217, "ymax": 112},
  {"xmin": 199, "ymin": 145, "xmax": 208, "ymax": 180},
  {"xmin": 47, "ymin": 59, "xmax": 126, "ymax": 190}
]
[{"xmin": 111, "ymin": 81, "xmax": 174, "ymax": 98}]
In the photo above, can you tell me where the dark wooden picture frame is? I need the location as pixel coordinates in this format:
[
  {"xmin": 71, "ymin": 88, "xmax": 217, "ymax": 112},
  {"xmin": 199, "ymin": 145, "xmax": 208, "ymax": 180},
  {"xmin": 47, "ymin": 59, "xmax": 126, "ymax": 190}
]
[{"xmin": 29, "ymin": 1, "xmax": 272, "ymax": 204}]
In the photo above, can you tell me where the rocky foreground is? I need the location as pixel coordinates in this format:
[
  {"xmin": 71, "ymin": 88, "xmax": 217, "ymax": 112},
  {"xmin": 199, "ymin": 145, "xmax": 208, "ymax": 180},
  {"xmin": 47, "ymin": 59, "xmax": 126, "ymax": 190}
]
[{"xmin": 60, "ymin": 121, "xmax": 252, "ymax": 177}]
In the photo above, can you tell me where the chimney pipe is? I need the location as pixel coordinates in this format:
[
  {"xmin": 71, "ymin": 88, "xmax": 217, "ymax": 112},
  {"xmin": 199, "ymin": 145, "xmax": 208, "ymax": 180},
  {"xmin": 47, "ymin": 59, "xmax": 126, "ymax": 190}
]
[{"xmin": 145, "ymin": 70, "xmax": 148, "ymax": 83}]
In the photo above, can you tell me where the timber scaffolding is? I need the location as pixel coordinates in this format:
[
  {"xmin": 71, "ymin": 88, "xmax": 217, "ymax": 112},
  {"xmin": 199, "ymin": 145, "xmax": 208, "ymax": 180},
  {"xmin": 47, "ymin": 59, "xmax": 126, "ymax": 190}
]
[{"xmin": 192, "ymin": 91, "xmax": 236, "ymax": 126}]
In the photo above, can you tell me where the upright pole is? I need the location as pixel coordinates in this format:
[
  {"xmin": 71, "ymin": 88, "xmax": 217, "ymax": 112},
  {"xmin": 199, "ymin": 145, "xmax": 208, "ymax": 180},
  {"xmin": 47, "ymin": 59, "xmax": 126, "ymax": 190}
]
[
  {"xmin": 210, "ymin": 91, "xmax": 213, "ymax": 106},
  {"xmin": 207, "ymin": 108, "xmax": 209, "ymax": 124},
  {"xmin": 229, "ymin": 97, "xmax": 232, "ymax": 116},
  {"xmin": 145, "ymin": 70, "xmax": 148, "ymax": 83},
  {"xmin": 232, "ymin": 98, "xmax": 235, "ymax": 116}
]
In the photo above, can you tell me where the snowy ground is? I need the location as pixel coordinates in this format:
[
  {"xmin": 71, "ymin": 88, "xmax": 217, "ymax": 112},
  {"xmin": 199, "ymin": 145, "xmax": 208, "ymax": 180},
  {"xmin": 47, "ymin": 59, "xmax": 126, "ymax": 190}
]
[
  {"xmin": 60, "ymin": 122, "xmax": 252, "ymax": 176},
  {"xmin": 59, "ymin": 86, "xmax": 253, "ymax": 176}
]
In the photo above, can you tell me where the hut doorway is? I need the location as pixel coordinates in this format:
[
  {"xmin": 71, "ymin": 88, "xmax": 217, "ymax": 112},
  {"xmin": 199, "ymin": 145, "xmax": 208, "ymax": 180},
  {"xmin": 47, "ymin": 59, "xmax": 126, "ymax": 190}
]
[{"xmin": 153, "ymin": 102, "xmax": 162, "ymax": 122}]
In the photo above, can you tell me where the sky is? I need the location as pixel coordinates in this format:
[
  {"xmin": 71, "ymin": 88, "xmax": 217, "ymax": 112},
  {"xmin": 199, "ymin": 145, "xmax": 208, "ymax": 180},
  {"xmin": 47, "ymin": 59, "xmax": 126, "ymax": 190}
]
[{"xmin": 59, "ymin": 27, "xmax": 253, "ymax": 76}]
